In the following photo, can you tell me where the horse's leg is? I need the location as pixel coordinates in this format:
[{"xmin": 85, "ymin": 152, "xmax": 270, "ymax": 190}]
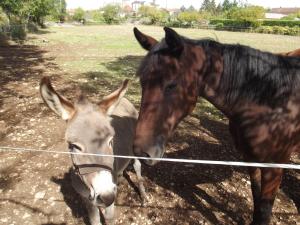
[
  {"xmin": 229, "ymin": 121, "xmax": 263, "ymax": 224},
  {"xmin": 251, "ymin": 168, "xmax": 283, "ymax": 225},
  {"xmin": 133, "ymin": 159, "xmax": 147, "ymax": 203},
  {"xmin": 104, "ymin": 202, "xmax": 115, "ymax": 225},
  {"xmin": 248, "ymin": 167, "xmax": 262, "ymax": 223}
]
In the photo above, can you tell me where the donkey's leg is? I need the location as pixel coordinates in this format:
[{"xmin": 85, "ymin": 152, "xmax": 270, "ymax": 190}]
[
  {"xmin": 104, "ymin": 202, "xmax": 115, "ymax": 225},
  {"xmin": 133, "ymin": 159, "xmax": 147, "ymax": 203},
  {"xmin": 251, "ymin": 168, "xmax": 283, "ymax": 225},
  {"xmin": 83, "ymin": 198, "xmax": 102, "ymax": 225}
]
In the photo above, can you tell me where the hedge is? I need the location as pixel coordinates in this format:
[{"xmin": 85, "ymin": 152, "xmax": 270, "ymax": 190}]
[
  {"xmin": 210, "ymin": 19, "xmax": 300, "ymax": 28},
  {"xmin": 262, "ymin": 20, "xmax": 300, "ymax": 27},
  {"xmin": 210, "ymin": 19, "xmax": 261, "ymax": 28}
]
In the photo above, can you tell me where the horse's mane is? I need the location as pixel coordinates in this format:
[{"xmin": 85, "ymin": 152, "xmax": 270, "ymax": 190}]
[
  {"xmin": 196, "ymin": 39, "xmax": 300, "ymax": 108},
  {"xmin": 137, "ymin": 36, "xmax": 300, "ymax": 109}
]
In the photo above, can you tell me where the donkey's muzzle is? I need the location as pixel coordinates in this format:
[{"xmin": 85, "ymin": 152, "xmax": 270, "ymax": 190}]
[{"xmin": 96, "ymin": 192, "xmax": 115, "ymax": 207}]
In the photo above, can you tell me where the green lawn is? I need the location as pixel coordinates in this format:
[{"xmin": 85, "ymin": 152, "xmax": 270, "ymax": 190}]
[{"xmin": 28, "ymin": 24, "xmax": 300, "ymax": 119}]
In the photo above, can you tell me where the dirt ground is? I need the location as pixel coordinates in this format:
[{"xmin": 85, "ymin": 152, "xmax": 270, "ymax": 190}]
[{"xmin": 0, "ymin": 32, "xmax": 299, "ymax": 225}]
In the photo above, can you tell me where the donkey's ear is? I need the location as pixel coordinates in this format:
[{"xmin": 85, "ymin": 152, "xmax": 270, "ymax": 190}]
[
  {"xmin": 164, "ymin": 27, "xmax": 183, "ymax": 57},
  {"xmin": 99, "ymin": 79, "xmax": 129, "ymax": 115},
  {"xmin": 40, "ymin": 77, "xmax": 75, "ymax": 120},
  {"xmin": 134, "ymin": 27, "xmax": 158, "ymax": 51}
]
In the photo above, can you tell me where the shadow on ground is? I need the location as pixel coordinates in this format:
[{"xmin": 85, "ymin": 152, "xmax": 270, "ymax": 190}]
[
  {"xmin": 51, "ymin": 169, "xmax": 90, "ymax": 225},
  {"xmin": 141, "ymin": 116, "xmax": 250, "ymax": 225},
  {"xmin": 78, "ymin": 55, "xmax": 143, "ymax": 105},
  {"xmin": 0, "ymin": 43, "xmax": 59, "ymax": 111}
]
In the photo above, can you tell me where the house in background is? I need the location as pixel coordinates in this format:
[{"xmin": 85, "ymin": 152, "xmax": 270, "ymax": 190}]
[
  {"xmin": 132, "ymin": 1, "xmax": 145, "ymax": 12},
  {"xmin": 265, "ymin": 7, "xmax": 300, "ymax": 19}
]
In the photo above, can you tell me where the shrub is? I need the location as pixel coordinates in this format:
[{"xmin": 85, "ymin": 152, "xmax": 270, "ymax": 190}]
[
  {"xmin": 138, "ymin": 6, "xmax": 169, "ymax": 25},
  {"xmin": 226, "ymin": 6, "xmax": 265, "ymax": 20},
  {"xmin": 102, "ymin": 4, "xmax": 121, "ymax": 24},
  {"xmin": 91, "ymin": 10, "xmax": 105, "ymax": 23},
  {"xmin": 140, "ymin": 17, "xmax": 153, "ymax": 25},
  {"xmin": 165, "ymin": 18, "xmax": 181, "ymax": 28},
  {"xmin": 262, "ymin": 20, "xmax": 300, "ymax": 27},
  {"xmin": 178, "ymin": 11, "xmax": 201, "ymax": 25},
  {"xmin": 254, "ymin": 26, "xmax": 299, "ymax": 36},
  {"xmin": 0, "ymin": 7, "xmax": 9, "ymax": 26},
  {"xmin": 10, "ymin": 24, "xmax": 26, "ymax": 40},
  {"xmin": 210, "ymin": 19, "xmax": 261, "ymax": 28},
  {"xmin": 73, "ymin": 8, "xmax": 85, "ymax": 22},
  {"xmin": 215, "ymin": 22, "xmax": 224, "ymax": 30}
]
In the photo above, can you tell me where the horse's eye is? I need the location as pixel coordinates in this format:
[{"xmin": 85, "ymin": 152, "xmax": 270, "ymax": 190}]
[
  {"xmin": 68, "ymin": 143, "xmax": 82, "ymax": 152},
  {"xmin": 165, "ymin": 82, "xmax": 177, "ymax": 93}
]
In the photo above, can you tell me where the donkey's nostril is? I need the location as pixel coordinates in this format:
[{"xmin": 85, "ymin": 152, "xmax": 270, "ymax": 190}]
[
  {"xmin": 96, "ymin": 195, "xmax": 102, "ymax": 204},
  {"xmin": 100, "ymin": 193, "xmax": 115, "ymax": 207}
]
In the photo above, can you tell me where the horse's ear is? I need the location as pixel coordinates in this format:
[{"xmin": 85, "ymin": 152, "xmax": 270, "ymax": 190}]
[
  {"xmin": 40, "ymin": 77, "xmax": 75, "ymax": 120},
  {"xmin": 134, "ymin": 27, "xmax": 158, "ymax": 51},
  {"xmin": 164, "ymin": 27, "xmax": 183, "ymax": 57},
  {"xmin": 99, "ymin": 79, "xmax": 129, "ymax": 115}
]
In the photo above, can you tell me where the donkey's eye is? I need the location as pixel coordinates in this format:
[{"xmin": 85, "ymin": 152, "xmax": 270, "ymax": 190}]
[
  {"xmin": 68, "ymin": 143, "xmax": 82, "ymax": 152},
  {"xmin": 165, "ymin": 82, "xmax": 177, "ymax": 93}
]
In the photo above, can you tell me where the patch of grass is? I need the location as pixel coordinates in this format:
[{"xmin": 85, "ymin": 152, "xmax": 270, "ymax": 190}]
[{"xmin": 26, "ymin": 24, "xmax": 300, "ymax": 111}]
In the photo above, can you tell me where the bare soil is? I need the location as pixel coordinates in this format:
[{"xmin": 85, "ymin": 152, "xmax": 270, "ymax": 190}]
[{"xmin": 0, "ymin": 40, "xmax": 299, "ymax": 225}]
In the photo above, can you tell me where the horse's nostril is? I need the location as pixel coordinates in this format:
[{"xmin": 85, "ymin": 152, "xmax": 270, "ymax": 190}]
[
  {"xmin": 133, "ymin": 146, "xmax": 142, "ymax": 156},
  {"xmin": 141, "ymin": 152, "xmax": 151, "ymax": 158}
]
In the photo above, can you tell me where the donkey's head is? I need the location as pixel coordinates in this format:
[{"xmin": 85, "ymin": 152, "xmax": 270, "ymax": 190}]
[
  {"xmin": 133, "ymin": 27, "xmax": 223, "ymax": 165},
  {"xmin": 40, "ymin": 77, "xmax": 129, "ymax": 207}
]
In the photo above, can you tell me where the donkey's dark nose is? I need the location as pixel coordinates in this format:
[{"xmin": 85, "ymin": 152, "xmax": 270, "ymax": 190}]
[{"xmin": 96, "ymin": 192, "xmax": 115, "ymax": 207}]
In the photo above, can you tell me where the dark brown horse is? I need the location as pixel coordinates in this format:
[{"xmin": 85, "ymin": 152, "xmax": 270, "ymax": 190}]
[
  {"xmin": 132, "ymin": 27, "xmax": 300, "ymax": 225},
  {"xmin": 280, "ymin": 48, "xmax": 300, "ymax": 57}
]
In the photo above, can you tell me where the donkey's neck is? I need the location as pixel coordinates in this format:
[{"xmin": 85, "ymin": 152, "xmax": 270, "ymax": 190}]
[{"xmin": 200, "ymin": 43, "xmax": 300, "ymax": 118}]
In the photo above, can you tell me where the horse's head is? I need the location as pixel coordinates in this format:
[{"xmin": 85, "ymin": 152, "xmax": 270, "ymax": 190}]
[
  {"xmin": 40, "ymin": 77, "xmax": 129, "ymax": 207},
  {"xmin": 133, "ymin": 27, "xmax": 223, "ymax": 165}
]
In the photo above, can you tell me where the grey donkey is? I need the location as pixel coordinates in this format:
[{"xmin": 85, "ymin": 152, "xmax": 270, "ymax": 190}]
[{"xmin": 40, "ymin": 77, "xmax": 147, "ymax": 225}]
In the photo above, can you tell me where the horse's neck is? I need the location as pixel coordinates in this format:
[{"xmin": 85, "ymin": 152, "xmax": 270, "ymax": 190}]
[{"xmin": 201, "ymin": 45, "xmax": 300, "ymax": 118}]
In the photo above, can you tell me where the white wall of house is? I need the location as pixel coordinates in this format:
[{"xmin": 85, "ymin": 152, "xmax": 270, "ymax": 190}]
[{"xmin": 265, "ymin": 13, "xmax": 287, "ymax": 19}]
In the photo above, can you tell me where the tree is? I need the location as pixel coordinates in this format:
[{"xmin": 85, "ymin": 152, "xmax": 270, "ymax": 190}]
[
  {"xmin": 222, "ymin": 0, "xmax": 238, "ymax": 11},
  {"xmin": 201, "ymin": 0, "xmax": 211, "ymax": 11},
  {"xmin": 27, "ymin": 0, "xmax": 54, "ymax": 26},
  {"xmin": 216, "ymin": 3, "xmax": 223, "ymax": 14},
  {"xmin": 73, "ymin": 7, "xmax": 85, "ymax": 22},
  {"xmin": 0, "ymin": 0, "xmax": 63, "ymax": 25},
  {"xmin": 187, "ymin": 5, "xmax": 196, "ymax": 12},
  {"xmin": 180, "ymin": 5, "xmax": 186, "ymax": 12},
  {"xmin": 200, "ymin": 0, "xmax": 216, "ymax": 14},
  {"xmin": 0, "ymin": 0, "xmax": 23, "ymax": 19},
  {"xmin": 50, "ymin": 0, "xmax": 67, "ymax": 22}
]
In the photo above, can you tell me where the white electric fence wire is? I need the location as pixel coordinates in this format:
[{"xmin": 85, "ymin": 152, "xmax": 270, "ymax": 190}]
[{"xmin": 0, "ymin": 146, "xmax": 299, "ymax": 170}]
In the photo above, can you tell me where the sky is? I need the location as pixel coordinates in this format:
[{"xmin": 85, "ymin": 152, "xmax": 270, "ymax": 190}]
[{"xmin": 66, "ymin": 0, "xmax": 300, "ymax": 10}]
